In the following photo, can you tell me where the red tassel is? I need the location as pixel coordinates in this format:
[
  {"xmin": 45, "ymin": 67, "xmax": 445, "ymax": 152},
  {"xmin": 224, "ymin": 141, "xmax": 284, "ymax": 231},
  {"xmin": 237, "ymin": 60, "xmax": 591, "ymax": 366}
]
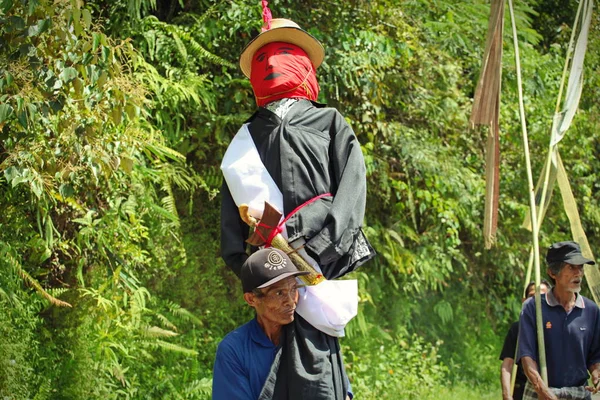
[{"xmin": 262, "ymin": 0, "xmax": 272, "ymax": 31}]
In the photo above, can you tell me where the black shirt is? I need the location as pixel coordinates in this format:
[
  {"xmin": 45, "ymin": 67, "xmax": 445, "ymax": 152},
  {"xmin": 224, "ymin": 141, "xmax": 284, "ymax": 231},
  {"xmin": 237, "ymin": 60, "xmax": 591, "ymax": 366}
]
[{"xmin": 500, "ymin": 321, "xmax": 526, "ymax": 400}]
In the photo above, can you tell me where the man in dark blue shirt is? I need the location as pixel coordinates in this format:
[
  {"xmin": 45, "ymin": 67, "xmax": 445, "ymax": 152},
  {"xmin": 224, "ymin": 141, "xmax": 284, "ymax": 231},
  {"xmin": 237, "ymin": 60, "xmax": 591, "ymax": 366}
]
[
  {"xmin": 518, "ymin": 241, "xmax": 600, "ymax": 400},
  {"xmin": 212, "ymin": 248, "xmax": 352, "ymax": 400}
]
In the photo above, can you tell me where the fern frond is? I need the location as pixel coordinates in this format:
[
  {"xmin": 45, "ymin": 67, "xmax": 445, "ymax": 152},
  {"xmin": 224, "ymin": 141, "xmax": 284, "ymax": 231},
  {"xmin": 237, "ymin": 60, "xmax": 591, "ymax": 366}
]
[
  {"xmin": 149, "ymin": 203, "xmax": 179, "ymax": 223},
  {"xmin": 156, "ymin": 313, "xmax": 178, "ymax": 331},
  {"xmin": 143, "ymin": 30, "xmax": 157, "ymax": 60},
  {"xmin": 166, "ymin": 380, "xmax": 185, "ymax": 400},
  {"xmin": 171, "ymin": 306, "xmax": 203, "ymax": 327},
  {"xmin": 80, "ymin": 288, "xmax": 117, "ymax": 312},
  {"xmin": 134, "ymin": 58, "xmax": 215, "ymax": 111},
  {"xmin": 47, "ymin": 287, "xmax": 70, "ymax": 298},
  {"xmin": 144, "ymin": 17, "xmax": 235, "ymax": 68},
  {"xmin": 32, "ymin": 377, "xmax": 53, "ymax": 400},
  {"xmin": 171, "ymin": 33, "xmax": 188, "ymax": 62},
  {"xmin": 131, "ymin": 286, "xmax": 151, "ymax": 310},
  {"xmin": 144, "ymin": 325, "xmax": 179, "ymax": 338},
  {"xmin": 144, "ymin": 143, "xmax": 186, "ymax": 162},
  {"xmin": 153, "ymin": 340, "xmax": 198, "ymax": 356},
  {"xmin": 181, "ymin": 378, "xmax": 212, "ymax": 396},
  {"xmin": 5, "ymin": 251, "xmax": 72, "ymax": 307}
]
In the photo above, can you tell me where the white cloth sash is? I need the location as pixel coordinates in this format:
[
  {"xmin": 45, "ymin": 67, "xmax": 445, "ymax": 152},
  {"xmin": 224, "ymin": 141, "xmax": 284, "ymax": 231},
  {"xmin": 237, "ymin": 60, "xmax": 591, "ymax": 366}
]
[
  {"xmin": 220, "ymin": 124, "xmax": 284, "ymax": 222},
  {"xmin": 220, "ymin": 124, "xmax": 358, "ymax": 337}
]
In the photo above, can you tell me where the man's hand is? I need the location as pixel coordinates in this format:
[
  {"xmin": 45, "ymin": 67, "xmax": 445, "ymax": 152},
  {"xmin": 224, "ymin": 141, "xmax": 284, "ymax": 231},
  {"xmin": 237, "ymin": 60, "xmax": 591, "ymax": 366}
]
[
  {"xmin": 521, "ymin": 357, "xmax": 559, "ymax": 400},
  {"xmin": 585, "ymin": 363, "xmax": 600, "ymax": 393}
]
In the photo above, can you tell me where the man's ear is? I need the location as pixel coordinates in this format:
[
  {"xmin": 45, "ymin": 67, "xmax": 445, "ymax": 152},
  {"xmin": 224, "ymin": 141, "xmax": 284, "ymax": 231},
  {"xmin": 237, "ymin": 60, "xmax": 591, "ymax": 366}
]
[
  {"xmin": 243, "ymin": 292, "xmax": 257, "ymax": 307},
  {"xmin": 547, "ymin": 268, "xmax": 556, "ymax": 281}
]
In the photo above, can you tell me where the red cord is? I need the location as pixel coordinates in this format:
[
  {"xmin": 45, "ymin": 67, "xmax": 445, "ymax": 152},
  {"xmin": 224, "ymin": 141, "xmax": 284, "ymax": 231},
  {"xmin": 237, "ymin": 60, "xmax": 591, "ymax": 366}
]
[
  {"xmin": 261, "ymin": 1, "xmax": 272, "ymax": 31},
  {"xmin": 264, "ymin": 193, "xmax": 332, "ymax": 247}
]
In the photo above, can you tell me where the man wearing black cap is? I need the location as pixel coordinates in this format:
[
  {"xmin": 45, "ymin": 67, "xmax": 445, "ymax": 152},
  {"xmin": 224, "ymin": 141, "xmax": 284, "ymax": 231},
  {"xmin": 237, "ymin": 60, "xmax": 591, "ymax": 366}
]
[
  {"xmin": 518, "ymin": 241, "xmax": 600, "ymax": 400},
  {"xmin": 212, "ymin": 248, "xmax": 351, "ymax": 400}
]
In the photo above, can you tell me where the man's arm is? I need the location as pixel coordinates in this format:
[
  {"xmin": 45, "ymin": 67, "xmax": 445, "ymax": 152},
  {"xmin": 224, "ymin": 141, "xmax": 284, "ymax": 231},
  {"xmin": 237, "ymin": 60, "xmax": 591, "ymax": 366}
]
[
  {"xmin": 517, "ymin": 299, "xmax": 557, "ymax": 400},
  {"xmin": 305, "ymin": 112, "xmax": 368, "ymax": 267},
  {"xmin": 499, "ymin": 322, "xmax": 519, "ymax": 400},
  {"xmin": 212, "ymin": 340, "xmax": 253, "ymax": 400},
  {"xmin": 586, "ymin": 362, "xmax": 600, "ymax": 393},
  {"xmin": 521, "ymin": 356, "xmax": 558, "ymax": 400},
  {"xmin": 500, "ymin": 358, "xmax": 514, "ymax": 400},
  {"xmin": 586, "ymin": 305, "xmax": 600, "ymax": 393},
  {"xmin": 220, "ymin": 181, "xmax": 250, "ymax": 278}
]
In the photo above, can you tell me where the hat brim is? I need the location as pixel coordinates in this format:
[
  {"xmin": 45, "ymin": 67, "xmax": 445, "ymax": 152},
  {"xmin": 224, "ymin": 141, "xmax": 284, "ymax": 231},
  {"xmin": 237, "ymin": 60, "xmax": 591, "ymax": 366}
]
[
  {"xmin": 239, "ymin": 27, "xmax": 324, "ymax": 78},
  {"xmin": 256, "ymin": 270, "xmax": 311, "ymax": 290},
  {"xmin": 564, "ymin": 255, "xmax": 596, "ymax": 266}
]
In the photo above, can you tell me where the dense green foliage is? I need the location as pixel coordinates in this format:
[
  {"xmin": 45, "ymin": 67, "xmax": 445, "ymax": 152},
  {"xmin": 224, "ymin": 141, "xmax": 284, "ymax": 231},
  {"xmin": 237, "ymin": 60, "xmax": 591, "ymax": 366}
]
[{"xmin": 1, "ymin": 0, "xmax": 599, "ymax": 398}]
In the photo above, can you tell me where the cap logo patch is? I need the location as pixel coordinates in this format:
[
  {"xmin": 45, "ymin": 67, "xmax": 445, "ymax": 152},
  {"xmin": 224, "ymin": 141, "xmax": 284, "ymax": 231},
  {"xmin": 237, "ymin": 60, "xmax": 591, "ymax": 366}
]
[{"xmin": 264, "ymin": 250, "xmax": 287, "ymax": 270}]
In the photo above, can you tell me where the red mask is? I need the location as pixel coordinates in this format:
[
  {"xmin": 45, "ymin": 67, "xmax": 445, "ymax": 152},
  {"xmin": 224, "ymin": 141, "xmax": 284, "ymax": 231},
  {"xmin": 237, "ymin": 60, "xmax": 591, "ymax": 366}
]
[{"xmin": 250, "ymin": 42, "xmax": 320, "ymax": 107}]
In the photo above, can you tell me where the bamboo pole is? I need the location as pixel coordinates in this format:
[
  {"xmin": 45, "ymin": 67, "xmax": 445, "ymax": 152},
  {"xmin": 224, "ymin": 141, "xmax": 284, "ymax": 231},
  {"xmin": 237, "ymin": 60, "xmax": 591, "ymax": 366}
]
[
  {"xmin": 507, "ymin": 0, "xmax": 548, "ymax": 386},
  {"xmin": 508, "ymin": 0, "xmax": 588, "ymax": 393},
  {"xmin": 527, "ymin": 0, "xmax": 584, "ymax": 241},
  {"xmin": 510, "ymin": 249, "xmax": 534, "ymax": 395}
]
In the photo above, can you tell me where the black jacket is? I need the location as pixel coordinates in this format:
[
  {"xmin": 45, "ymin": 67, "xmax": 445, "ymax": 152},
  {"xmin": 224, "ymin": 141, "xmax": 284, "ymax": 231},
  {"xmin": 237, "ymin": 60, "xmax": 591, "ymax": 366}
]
[{"xmin": 220, "ymin": 99, "xmax": 374, "ymax": 279}]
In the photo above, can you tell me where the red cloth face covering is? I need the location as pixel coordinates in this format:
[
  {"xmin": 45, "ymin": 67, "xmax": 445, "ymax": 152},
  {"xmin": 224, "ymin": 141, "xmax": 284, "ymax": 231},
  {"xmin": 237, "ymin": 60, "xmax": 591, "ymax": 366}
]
[{"xmin": 250, "ymin": 42, "xmax": 320, "ymax": 107}]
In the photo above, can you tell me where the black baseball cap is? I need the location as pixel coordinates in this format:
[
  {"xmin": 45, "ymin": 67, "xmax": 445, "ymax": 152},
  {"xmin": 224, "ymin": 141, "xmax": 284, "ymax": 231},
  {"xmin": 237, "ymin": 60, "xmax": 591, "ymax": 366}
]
[
  {"xmin": 546, "ymin": 241, "xmax": 596, "ymax": 266},
  {"xmin": 241, "ymin": 248, "xmax": 310, "ymax": 293}
]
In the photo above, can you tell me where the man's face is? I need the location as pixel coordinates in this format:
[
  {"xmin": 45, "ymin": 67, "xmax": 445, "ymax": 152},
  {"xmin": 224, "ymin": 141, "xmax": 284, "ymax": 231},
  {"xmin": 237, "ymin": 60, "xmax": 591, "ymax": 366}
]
[
  {"xmin": 554, "ymin": 263, "xmax": 585, "ymax": 293},
  {"xmin": 251, "ymin": 276, "xmax": 299, "ymax": 326},
  {"xmin": 526, "ymin": 283, "xmax": 549, "ymax": 299}
]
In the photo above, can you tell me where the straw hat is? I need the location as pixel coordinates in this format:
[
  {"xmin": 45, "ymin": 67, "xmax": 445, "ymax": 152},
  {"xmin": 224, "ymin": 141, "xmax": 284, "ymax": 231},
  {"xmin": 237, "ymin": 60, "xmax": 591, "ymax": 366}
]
[{"xmin": 239, "ymin": 18, "xmax": 325, "ymax": 78}]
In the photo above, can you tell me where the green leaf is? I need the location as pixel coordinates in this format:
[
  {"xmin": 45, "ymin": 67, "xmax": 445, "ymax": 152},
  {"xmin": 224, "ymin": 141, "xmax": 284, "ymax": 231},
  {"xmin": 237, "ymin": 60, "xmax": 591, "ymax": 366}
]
[
  {"xmin": 96, "ymin": 70, "xmax": 107, "ymax": 87},
  {"xmin": 27, "ymin": 0, "xmax": 39, "ymax": 16},
  {"xmin": 16, "ymin": 109, "xmax": 27, "ymax": 128},
  {"xmin": 120, "ymin": 157, "xmax": 134, "ymax": 173},
  {"xmin": 0, "ymin": 104, "xmax": 14, "ymax": 124},
  {"xmin": 82, "ymin": 9, "xmax": 92, "ymax": 28},
  {"xmin": 111, "ymin": 106, "xmax": 122, "ymax": 125},
  {"xmin": 7, "ymin": 16, "xmax": 25, "ymax": 33},
  {"xmin": 73, "ymin": 77, "xmax": 83, "ymax": 95},
  {"xmin": 102, "ymin": 46, "xmax": 111, "ymax": 62},
  {"xmin": 59, "ymin": 67, "xmax": 78, "ymax": 82},
  {"xmin": 31, "ymin": 179, "xmax": 43, "ymax": 199},
  {"xmin": 27, "ymin": 19, "xmax": 51, "ymax": 37},
  {"xmin": 26, "ymin": 102, "xmax": 37, "ymax": 121},
  {"xmin": 16, "ymin": 96, "xmax": 24, "ymax": 111},
  {"xmin": 92, "ymin": 33, "xmax": 102, "ymax": 52},
  {"xmin": 3, "ymin": 166, "xmax": 18, "ymax": 183},
  {"xmin": 59, "ymin": 183, "xmax": 74, "ymax": 198},
  {"xmin": 0, "ymin": 0, "xmax": 14, "ymax": 14},
  {"xmin": 82, "ymin": 52, "xmax": 93, "ymax": 65},
  {"xmin": 73, "ymin": 16, "xmax": 82, "ymax": 36},
  {"xmin": 38, "ymin": 246, "xmax": 52, "ymax": 263}
]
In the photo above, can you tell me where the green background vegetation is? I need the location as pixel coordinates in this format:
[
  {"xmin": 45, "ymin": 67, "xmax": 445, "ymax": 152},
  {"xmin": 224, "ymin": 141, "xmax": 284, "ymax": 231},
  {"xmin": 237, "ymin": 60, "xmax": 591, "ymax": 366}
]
[{"xmin": 1, "ymin": 0, "xmax": 598, "ymax": 398}]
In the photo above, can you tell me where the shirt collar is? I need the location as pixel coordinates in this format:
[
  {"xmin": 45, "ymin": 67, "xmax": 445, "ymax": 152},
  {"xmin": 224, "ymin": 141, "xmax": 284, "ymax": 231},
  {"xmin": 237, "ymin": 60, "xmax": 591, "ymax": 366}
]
[{"xmin": 545, "ymin": 288, "xmax": 585, "ymax": 309}]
